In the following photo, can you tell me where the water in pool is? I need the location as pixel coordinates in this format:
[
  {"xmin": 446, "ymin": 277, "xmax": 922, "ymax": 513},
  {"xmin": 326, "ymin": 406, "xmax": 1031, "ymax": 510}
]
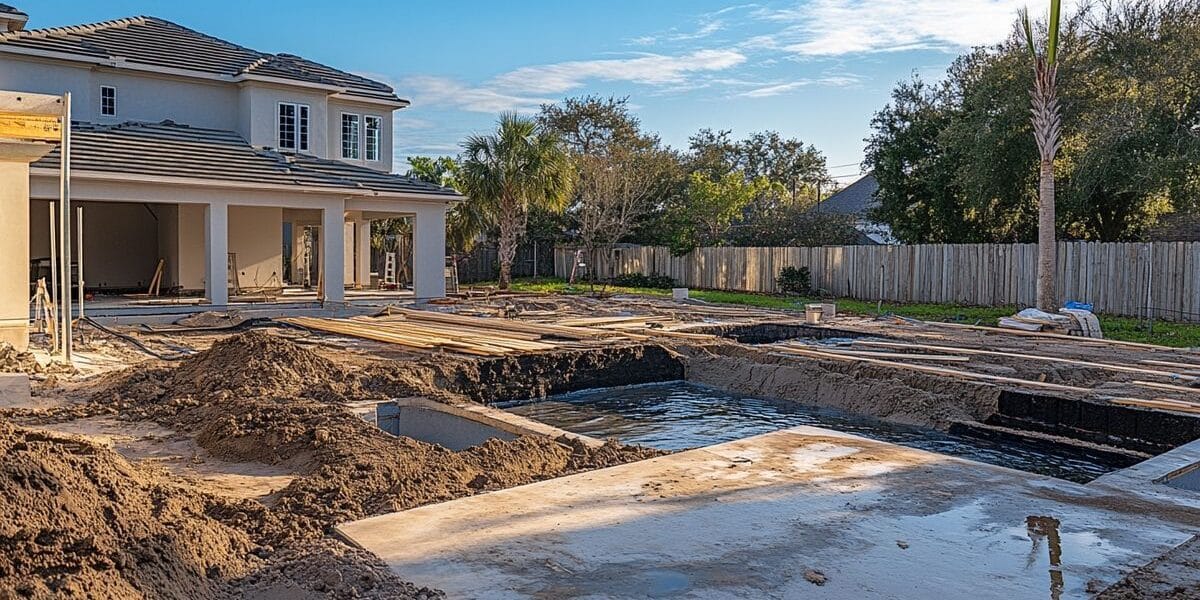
[{"xmin": 504, "ymin": 381, "xmax": 1122, "ymax": 483}]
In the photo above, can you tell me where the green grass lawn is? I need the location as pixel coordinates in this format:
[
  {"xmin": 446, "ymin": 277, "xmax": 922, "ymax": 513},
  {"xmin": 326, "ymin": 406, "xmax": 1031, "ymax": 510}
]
[{"xmin": 475, "ymin": 277, "xmax": 1200, "ymax": 348}]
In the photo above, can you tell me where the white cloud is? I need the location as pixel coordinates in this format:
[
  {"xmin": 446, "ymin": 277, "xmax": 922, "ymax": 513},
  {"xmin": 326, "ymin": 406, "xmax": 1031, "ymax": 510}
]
[
  {"xmin": 736, "ymin": 75, "xmax": 859, "ymax": 97},
  {"xmin": 400, "ymin": 75, "xmax": 553, "ymax": 114},
  {"xmin": 400, "ymin": 48, "xmax": 747, "ymax": 114},
  {"xmin": 755, "ymin": 0, "xmax": 1030, "ymax": 56},
  {"xmin": 491, "ymin": 49, "xmax": 746, "ymax": 94}
]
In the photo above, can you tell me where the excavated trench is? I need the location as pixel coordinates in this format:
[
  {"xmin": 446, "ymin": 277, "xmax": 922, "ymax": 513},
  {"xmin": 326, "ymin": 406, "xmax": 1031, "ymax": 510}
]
[{"xmin": 426, "ymin": 323, "xmax": 1200, "ymax": 483}]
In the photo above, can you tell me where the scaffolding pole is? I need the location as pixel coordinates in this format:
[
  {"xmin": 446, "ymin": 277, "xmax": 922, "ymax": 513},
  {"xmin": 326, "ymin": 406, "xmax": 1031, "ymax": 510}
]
[{"xmin": 58, "ymin": 92, "xmax": 72, "ymax": 362}]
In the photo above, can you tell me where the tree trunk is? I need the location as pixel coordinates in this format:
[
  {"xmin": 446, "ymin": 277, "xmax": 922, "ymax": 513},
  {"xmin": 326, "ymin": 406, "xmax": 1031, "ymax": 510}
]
[
  {"xmin": 1036, "ymin": 160, "xmax": 1057, "ymax": 311},
  {"xmin": 496, "ymin": 198, "xmax": 520, "ymax": 290}
]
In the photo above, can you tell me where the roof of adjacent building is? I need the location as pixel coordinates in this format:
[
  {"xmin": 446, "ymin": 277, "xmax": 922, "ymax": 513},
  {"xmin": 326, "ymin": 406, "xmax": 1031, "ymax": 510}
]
[
  {"xmin": 0, "ymin": 16, "xmax": 400, "ymax": 102},
  {"xmin": 32, "ymin": 121, "xmax": 459, "ymax": 199},
  {"xmin": 0, "ymin": 4, "xmax": 26, "ymax": 16},
  {"xmin": 815, "ymin": 173, "xmax": 879, "ymax": 216}
]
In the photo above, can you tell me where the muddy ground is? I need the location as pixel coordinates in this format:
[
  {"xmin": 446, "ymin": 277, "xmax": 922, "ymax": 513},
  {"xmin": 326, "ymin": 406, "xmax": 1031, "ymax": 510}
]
[
  {"xmin": 1, "ymin": 332, "xmax": 664, "ymax": 599},
  {"xmin": 5, "ymin": 294, "xmax": 1200, "ymax": 598}
]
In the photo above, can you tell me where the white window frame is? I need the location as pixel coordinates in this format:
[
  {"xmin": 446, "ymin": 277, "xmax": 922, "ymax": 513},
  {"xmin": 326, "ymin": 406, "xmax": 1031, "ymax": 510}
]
[
  {"xmin": 341, "ymin": 112, "xmax": 361, "ymax": 160},
  {"xmin": 277, "ymin": 102, "xmax": 310, "ymax": 152},
  {"xmin": 100, "ymin": 85, "xmax": 117, "ymax": 117},
  {"xmin": 364, "ymin": 115, "xmax": 382, "ymax": 162}
]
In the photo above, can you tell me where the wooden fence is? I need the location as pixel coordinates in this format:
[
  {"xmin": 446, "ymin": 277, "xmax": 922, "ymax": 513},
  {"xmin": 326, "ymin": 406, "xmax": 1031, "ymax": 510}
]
[{"xmin": 553, "ymin": 242, "xmax": 1200, "ymax": 321}]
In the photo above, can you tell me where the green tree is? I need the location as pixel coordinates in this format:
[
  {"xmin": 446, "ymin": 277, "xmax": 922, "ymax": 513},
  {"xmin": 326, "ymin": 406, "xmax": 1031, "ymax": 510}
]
[
  {"xmin": 459, "ymin": 113, "xmax": 575, "ymax": 289},
  {"xmin": 666, "ymin": 171, "xmax": 781, "ymax": 254},
  {"xmin": 865, "ymin": 0, "xmax": 1200, "ymax": 250}
]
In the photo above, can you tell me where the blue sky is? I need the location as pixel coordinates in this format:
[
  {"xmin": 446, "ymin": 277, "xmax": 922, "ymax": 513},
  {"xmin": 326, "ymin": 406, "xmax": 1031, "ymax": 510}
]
[{"xmin": 20, "ymin": 1, "xmax": 1033, "ymax": 184}]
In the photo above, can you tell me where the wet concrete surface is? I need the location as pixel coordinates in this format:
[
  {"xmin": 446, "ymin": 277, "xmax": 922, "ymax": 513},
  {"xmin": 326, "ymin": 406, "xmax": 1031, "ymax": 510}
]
[{"xmin": 339, "ymin": 426, "xmax": 1200, "ymax": 599}]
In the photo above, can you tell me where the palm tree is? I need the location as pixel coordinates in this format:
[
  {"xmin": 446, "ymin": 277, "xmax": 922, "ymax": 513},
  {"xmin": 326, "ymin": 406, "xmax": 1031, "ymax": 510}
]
[
  {"xmin": 459, "ymin": 113, "xmax": 574, "ymax": 290},
  {"xmin": 1020, "ymin": 0, "xmax": 1063, "ymax": 311}
]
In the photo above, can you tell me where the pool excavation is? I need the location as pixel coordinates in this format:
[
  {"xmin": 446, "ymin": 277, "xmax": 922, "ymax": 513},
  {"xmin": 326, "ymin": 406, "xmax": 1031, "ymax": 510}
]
[{"xmin": 5, "ymin": 295, "xmax": 1200, "ymax": 598}]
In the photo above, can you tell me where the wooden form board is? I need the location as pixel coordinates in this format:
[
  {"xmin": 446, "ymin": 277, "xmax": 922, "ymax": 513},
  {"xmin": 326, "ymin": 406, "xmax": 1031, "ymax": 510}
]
[{"xmin": 0, "ymin": 111, "xmax": 62, "ymax": 141}]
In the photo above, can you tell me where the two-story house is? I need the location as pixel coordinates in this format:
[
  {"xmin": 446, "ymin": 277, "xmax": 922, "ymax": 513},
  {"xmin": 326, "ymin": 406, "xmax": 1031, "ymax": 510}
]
[{"xmin": 0, "ymin": 5, "xmax": 459, "ymax": 305}]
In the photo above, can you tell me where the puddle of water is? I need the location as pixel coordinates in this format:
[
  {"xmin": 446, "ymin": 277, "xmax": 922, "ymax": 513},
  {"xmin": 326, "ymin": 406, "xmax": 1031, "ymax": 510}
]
[{"xmin": 504, "ymin": 382, "xmax": 1121, "ymax": 483}]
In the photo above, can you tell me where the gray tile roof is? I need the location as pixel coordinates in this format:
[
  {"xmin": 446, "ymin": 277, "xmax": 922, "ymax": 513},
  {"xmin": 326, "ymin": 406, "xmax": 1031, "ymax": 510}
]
[
  {"xmin": 814, "ymin": 173, "xmax": 879, "ymax": 216},
  {"xmin": 32, "ymin": 121, "xmax": 459, "ymax": 199},
  {"xmin": 0, "ymin": 4, "xmax": 26, "ymax": 17},
  {"xmin": 0, "ymin": 16, "xmax": 400, "ymax": 102}
]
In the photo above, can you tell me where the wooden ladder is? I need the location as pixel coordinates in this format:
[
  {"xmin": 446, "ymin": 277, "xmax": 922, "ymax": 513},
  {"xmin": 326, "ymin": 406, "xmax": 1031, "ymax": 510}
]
[{"xmin": 445, "ymin": 257, "xmax": 459, "ymax": 294}]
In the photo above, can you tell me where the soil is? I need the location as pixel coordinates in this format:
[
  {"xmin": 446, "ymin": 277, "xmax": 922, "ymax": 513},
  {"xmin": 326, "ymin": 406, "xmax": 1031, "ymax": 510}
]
[
  {"xmin": 0, "ymin": 422, "xmax": 439, "ymax": 600},
  {"xmin": 680, "ymin": 342, "xmax": 1000, "ymax": 428},
  {"xmin": 5, "ymin": 331, "xmax": 664, "ymax": 598}
]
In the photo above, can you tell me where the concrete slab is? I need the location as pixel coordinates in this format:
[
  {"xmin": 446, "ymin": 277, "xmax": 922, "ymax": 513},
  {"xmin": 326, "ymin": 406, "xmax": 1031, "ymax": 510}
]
[
  {"xmin": 338, "ymin": 426, "xmax": 1200, "ymax": 599},
  {"xmin": 0, "ymin": 372, "xmax": 30, "ymax": 407}
]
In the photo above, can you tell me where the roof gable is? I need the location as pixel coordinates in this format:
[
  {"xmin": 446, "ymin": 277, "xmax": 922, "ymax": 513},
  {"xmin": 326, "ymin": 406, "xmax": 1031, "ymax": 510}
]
[{"xmin": 0, "ymin": 16, "xmax": 401, "ymax": 102}]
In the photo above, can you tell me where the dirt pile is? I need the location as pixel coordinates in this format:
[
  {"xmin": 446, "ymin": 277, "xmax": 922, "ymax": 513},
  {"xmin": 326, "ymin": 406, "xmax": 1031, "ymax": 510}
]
[
  {"xmin": 91, "ymin": 330, "xmax": 666, "ymax": 536},
  {"xmin": 0, "ymin": 342, "xmax": 41, "ymax": 373},
  {"xmin": 0, "ymin": 422, "xmax": 257, "ymax": 599},
  {"xmin": 275, "ymin": 433, "xmax": 666, "ymax": 529},
  {"xmin": 0, "ymin": 422, "xmax": 443, "ymax": 600}
]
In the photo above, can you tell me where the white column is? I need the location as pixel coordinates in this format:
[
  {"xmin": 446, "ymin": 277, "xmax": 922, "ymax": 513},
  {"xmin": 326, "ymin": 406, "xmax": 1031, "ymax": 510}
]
[
  {"xmin": 356, "ymin": 219, "xmax": 371, "ymax": 288},
  {"xmin": 413, "ymin": 204, "xmax": 446, "ymax": 299},
  {"xmin": 322, "ymin": 203, "xmax": 346, "ymax": 302},
  {"xmin": 204, "ymin": 202, "xmax": 228, "ymax": 305}
]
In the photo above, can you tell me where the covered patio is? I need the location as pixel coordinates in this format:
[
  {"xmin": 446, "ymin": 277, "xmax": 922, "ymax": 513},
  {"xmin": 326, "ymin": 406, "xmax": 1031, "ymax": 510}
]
[{"xmin": 27, "ymin": 121, "xmax": 458, "ymax": 307}]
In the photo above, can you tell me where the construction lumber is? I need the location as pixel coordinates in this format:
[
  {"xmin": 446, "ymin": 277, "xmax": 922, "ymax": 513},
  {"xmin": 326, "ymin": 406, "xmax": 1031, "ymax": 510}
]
[
  {"xmin": 1131, "ymin": 380, "xmax": 1200, "ymax": 395},
  {"xmin": 1139, "ymin": 359, "xmax": 1200, "ymax": 370},
  {"xmin": 1111, "ymin": 397, "xmax": 1200, "ymax": 414},
  {"xmin": 806, "ymin": 347, "xmax": 970, "ymax": 362},
  {"xmin": 854, "ymin": 340, "xmax": 1197, "ymax": 381},
  {"xmin": 382, "ymin": 306, "xmax": 615, "ymax": 341},
  {"xmin": 772, "ymin": 344, "xmax": 1094, "ymax": 394},
  {"xmin": 924, "ymin": 320, "xmax": 1187, "ymax": 351}
]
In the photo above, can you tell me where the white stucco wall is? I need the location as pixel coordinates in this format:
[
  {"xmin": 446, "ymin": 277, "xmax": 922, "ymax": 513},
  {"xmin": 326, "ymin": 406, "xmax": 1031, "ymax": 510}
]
[
  {"xmin": 227, "ymin": 205, "xmax": 283, "ymax": 290},
  {"xmin": 237, "ymin": 83, "xmax": 329, "ymax": 155},
  {"xmin": 328, "ymin": 98, "xmax": 393, "ymax": 172},
  {"xmin": 177, "ymin": 204, "xmax": 206, "ymax": 291},
  {"xmin": 0, "ymin": 56, "xmax": 238, "ymax": 129}
]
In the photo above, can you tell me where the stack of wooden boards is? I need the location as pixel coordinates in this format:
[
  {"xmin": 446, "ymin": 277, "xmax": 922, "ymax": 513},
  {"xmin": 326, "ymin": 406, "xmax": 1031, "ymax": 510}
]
[{"xmin": 280, "ymin": 307, "xmax": 718, "ymax": 356}]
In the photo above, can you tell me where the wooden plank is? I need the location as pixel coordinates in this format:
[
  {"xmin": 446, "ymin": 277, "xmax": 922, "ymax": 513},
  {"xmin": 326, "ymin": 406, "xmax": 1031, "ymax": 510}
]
[{"xmin": 0, "ymin": 111, "xmax": 62, "ymax": 141}]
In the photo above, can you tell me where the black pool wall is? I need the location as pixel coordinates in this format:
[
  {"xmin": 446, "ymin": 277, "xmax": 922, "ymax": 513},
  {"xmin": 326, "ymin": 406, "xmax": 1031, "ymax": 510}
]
[{"xmin": 993, "ymin": 391, "xmax": 1200, "ymax": 455}]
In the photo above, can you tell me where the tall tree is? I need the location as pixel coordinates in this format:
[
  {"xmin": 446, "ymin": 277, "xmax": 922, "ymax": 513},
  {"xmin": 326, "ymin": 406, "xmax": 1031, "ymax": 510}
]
[
  {"xmin": 459, "ymin": 113, "xmax": 575, "ymax": 289},
  {"xmin": 1020, "ymin": 0, "xmax": 1065, "ymax": 310}
]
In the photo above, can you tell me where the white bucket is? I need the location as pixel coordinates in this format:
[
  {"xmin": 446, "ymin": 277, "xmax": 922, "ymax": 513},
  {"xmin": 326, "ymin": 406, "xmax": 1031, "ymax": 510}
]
[
  {"xmin": 805, "ymin": 304, "xmax": 824, "ymax": 324},
  {"xmin": 672, "ymin": 288, "xmax": 689, "ymax": 301}
]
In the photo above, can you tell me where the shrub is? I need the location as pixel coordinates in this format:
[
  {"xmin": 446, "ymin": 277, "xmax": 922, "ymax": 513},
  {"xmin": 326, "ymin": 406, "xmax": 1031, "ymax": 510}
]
[
  {"xmin": 611, "ymin": 273, "xmax": 677, "ymax": 289},
  {"xmin": 776, "ymin": 266, "xmax": 812, "ymax": 295}
]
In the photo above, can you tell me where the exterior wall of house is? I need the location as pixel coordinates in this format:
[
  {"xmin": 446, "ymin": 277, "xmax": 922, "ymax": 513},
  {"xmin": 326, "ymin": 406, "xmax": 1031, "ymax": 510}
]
[
  {"xmin": 0, "ymin": 57, "xmax": 396, "ymax": 171},
  {"xmin": 176, "ymin": 204, "xmax": 206, "ymax": 290},
  {"xmin": 237, "ymin": 83, "xmax": 330, "ymax": 156},
  {"xmin": 227, "ymin": 205, "xmax": 283, "ymax": 290},
  {"xmin": 328, "ymin": 98, "xmax": 393, "ymax": 172},
  {"xmin": 0, "ymin": 56, "xmax": 238, "ymax": 129}
]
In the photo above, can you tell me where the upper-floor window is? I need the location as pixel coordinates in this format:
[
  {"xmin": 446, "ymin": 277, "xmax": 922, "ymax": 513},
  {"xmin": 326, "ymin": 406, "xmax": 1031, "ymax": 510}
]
[
  {"xmin": 277, "ymin": 102, "xmax": 310, "ymax": 152},
  {"xmin": 341, "ymin": 113, "xmax": 361, "ymax": 159},
  {"xmin": 364, "ymin": 115, "xmax": 381, "ymax": 162},
  {"xmin": 100, "ymin": 86, "xmax": 117, "ymax": 116}
]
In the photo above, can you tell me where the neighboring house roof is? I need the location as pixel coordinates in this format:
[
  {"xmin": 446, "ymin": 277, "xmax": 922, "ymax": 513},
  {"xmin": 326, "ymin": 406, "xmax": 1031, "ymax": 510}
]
[
  {"xmin": 0, "ymin": 16, "xmax": 401, "ymax": 103},
  {"xmin": 815, "ymin": 173, "xmax": 879, "ymax": 216},
  {"xmin": 32, "ymin": 121, "xmax": 459, "ymax": 199},
  {"xmin": 0, "ymin": 4, "xmax": 26, "ymax": 16}
]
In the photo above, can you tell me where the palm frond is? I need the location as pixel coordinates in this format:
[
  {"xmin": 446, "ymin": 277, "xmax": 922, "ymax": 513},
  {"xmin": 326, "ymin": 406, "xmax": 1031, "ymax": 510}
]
[{"xmin": 1047, "ymin": 0, "xmax": 1061, "ymax": 65}]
